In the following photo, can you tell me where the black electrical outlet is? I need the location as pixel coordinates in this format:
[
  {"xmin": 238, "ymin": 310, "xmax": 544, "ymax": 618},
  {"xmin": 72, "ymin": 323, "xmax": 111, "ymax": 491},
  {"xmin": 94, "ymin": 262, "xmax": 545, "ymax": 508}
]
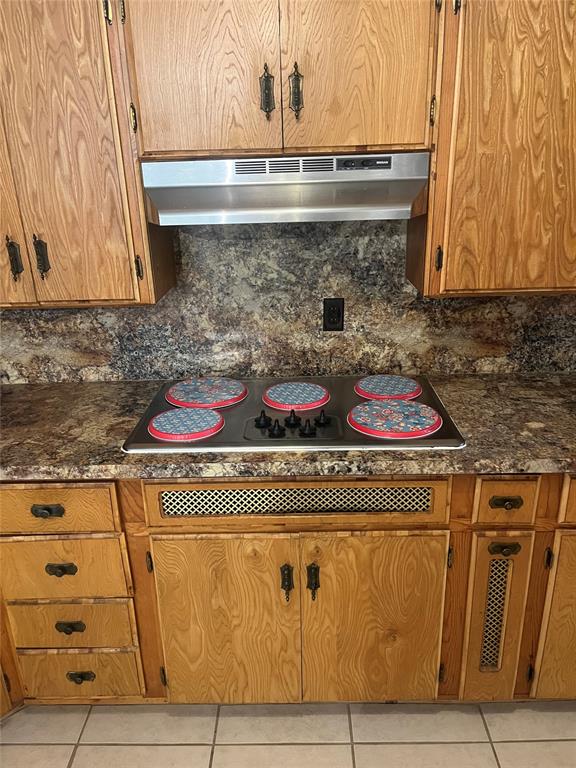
[{"xmin": 323, "ymin": 298, "xmax": 344, "ymax": 331}]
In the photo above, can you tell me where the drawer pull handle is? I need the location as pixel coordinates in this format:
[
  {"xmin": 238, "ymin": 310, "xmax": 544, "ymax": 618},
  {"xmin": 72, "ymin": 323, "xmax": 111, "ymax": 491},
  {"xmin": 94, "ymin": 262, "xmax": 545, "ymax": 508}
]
[
  {"xmin": 306, "ymin": 562, "xmax": 320, "ymax": 600},
  {"xmin": 55, "ymin": 621, "xmax": 86, "ymax": 635},
  {"xmin": 31, "ymin": 504, "xmax": 65, "ymax": 519},
  {"xmin": 488, "ymin": 542, "xmax": 522, "ymax": 557},
  {"xmin": 280, "ymin": 563, "xmax": 294, "ymax": 602},
  {"xmin": 66, "ymin": 671, "xmax": 96, "ymax": 685},
  {"xmin": 45, "ymin": 562, "xmax": 78, "ymax": 578},
  {"xmin": 489, "ymin": 495, "xmax": 523, "ymax": 511}
]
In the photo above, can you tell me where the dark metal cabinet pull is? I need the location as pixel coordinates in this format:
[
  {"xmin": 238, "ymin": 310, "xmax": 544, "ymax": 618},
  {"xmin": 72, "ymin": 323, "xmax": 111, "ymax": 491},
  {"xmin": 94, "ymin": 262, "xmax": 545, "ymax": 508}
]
[
  {"xmin": 55, "ymin": 621, "xmax": 86, "ymax": 635},
  {"xmin": 488, "ymin": 542, "xmax": 522, "ymax": 557},
  {"xmin": 66, "ymin": 670, "xmax": 95, "ymax": 685},
  {"xmin": 280, "ymin": 563, "xmax": 294, "ymax": 602},
  {"xmin": 45, "ymin": 562, "xmax": 78, "ymax": 578},
  {"xmin": 31, "ymin": 503, "xmax": 65, "ymax": 519},
  {"xmin": 306, "ymin": 562, "xmax": 320, "ymax": 600},
  {"xmin": 32, "ymin": 234, "xmax": 50, "ymax": 279},
  {"xmin": 5, "ymin": 236, "xmax": 24, "ymax": 281},
  {"xmin": 489, "ymin": 495, "xmax": 523, "ymax": 511},
  {"xmin": 289, "ymin": 62, "xmax": 303, "ymax": 119},
  {"xmin": 259, "ymin": 63, "xmax": 275, "ymax": 120}
]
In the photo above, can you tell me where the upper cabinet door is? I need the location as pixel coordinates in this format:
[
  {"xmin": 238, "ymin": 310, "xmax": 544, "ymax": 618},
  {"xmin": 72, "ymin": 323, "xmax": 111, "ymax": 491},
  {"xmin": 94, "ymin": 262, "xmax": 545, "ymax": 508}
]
[
  {"xmin": 443, "ymin": 0, "xmax": 576, "ymax": 292},
  {"xmin": 280, "ymin": 0, "xmax": 437, "ymax": 150},
  {"xmin": 0, "ymin": 0, "xmax": 136, "ymax": 303},
  {"xmin": 126, "ymin": 0, "xmax": 282, "ymax": 154},
  {"xmin": 0, "ymin": 110, "xmax": 37, "ymax": 306}
]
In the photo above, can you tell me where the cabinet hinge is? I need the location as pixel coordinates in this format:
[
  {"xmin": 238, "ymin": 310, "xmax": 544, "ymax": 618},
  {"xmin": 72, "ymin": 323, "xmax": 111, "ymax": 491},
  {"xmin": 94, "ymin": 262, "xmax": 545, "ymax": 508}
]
[
  {"xmin": 453, "ymin": 0, "xmax": 462, "ymax": 14},
  {"xmin": 435, "ymin": 246, "xmax": 444, "ymax": 271},
  {"xmin": 119, "ymin": 0, "xmax": 126, "ymax": 23},
  {"xmin": 102, "ymin": 0, "xmax": 113, "ymax": 24},
  {"xmin": 447, "ymin": 545, "xmax": 454, "ymax": 568},
  {"xmin": 435, "ymin": 0, "xmax": 442, "ymax": 11},
  {"xmin": 438, "ymin": 662, "xmax": 446, "ymax": 683},
  {"xmin": 135, "ymin": 255, "xmax": 144, "ymax": 280},
  {"xmin": 160, "ymin": 666, "xmax": 168, "ymax": 687},
  {"xmin": 527, "ymin": 663, "xmax": 535, "ymax": 683},
  {"xmin": 429, "ymin": 95, "xmax": 437, "ymax": 127},
  {"xmin": 3, "ymin": 671, "xmax": 11, "ymax": 693},
  {"xmin": 129, "ymin": 103, "xmax": 138, "ymax": 133},
  {"xmin": 145, "ymin": 550, "xmax": 154, "ymax": 572},
  {"xmin": 544, "ymin": 547, "xmax": 554, "ymax": 569}
]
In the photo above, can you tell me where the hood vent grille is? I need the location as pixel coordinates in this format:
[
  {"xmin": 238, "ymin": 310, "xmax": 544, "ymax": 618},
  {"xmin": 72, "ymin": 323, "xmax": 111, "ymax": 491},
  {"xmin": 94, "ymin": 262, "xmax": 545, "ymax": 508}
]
[
  {"xmin": 269, "ymin": 158, "xmax": 301, "ymax": 173},
  {"xmin": 302, "ymin": 158, "xmax": 335, "ymax": 172},
  {"xmin": 234, "ymin": 157, "xmax": 337, "ymax": 176},
  {"xmin": 234, "ymin": 160, "xmax": 267, "ymax": 175}
]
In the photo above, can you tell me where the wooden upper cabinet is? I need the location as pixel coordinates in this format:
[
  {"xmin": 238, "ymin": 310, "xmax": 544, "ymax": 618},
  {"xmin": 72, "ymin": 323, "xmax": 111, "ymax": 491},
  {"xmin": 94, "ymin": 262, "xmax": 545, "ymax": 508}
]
[
  {"xmin": 125, "ymin": 0, "xmax": 282, "ymax": 154},
  {"xmin": 280, "ymin": 0, "xmax": 437, "ymax": 150},
  {"xmin": 442, "ymin": 0, "xmax": 576, "ymax": 293},
  {"xmin": 300, "ymin": 531, "xmax": 448, "ymax": 701},
  {"xmin": 0, "ymin": 0, "xmax": 137, "ymax": 303},
  {"xmin": 0, "ymin": 109, "xmax": 37, "ymax": 305}
]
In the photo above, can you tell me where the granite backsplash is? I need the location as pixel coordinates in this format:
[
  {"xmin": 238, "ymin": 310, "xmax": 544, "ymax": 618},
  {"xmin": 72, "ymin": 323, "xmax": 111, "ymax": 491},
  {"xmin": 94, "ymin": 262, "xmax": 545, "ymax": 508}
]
[{"xmin": 1, "ymin": 222, "xmax": 575, "ymax": 383}]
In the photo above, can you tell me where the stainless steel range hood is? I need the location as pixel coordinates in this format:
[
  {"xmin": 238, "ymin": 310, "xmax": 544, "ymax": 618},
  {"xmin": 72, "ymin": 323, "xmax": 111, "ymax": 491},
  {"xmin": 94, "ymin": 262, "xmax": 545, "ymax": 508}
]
[{"xmin": 141, "ymin": 153, "xmax": 429, "ymax": 226}]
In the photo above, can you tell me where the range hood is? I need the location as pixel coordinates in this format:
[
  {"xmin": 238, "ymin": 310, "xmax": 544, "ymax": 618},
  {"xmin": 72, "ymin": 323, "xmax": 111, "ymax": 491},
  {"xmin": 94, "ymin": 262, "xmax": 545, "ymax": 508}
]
[{"xmin": 141, "ymin": 153, "xmax": 430, "ymax": 226}]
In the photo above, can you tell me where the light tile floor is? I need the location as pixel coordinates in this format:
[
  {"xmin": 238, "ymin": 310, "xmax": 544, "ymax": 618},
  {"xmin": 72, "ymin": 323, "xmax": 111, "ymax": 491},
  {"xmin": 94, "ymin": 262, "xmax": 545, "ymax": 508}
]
[{"xmin": 1, "ymin": 701, "xmax": 575, "ymax": 768}]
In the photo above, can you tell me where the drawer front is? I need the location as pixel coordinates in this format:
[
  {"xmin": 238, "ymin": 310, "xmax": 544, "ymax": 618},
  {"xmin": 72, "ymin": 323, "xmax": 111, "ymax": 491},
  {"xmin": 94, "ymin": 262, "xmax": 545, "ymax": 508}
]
[
  {"xmin": 0, "ymin": 536, "xmax": 129, "ymax": 600},
  {"xmin": 144, "ymin": 479, "xmax": 450, "ymax": 527},
  {"xmin": 0, "ymin": 484, "xmax": 118, "ymax": 534},
  {"xmin": 473, "ymin": 478, "xmax": 540, "ymax": 526},
  {"xmin": 7, "ymin": 601, "xmax": 135, "ymax": 649},
  {"xmin": 560, "ymin": 476, "xmax": 576, "ymax": 524},
  {"xmin": 18, "ymin": 651, "xmax": 142, "ymax": 698}
]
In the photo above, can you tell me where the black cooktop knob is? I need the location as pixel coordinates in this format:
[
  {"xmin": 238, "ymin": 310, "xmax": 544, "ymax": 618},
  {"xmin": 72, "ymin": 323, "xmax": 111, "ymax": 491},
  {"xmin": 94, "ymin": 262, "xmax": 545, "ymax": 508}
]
[
  {"xmin": 254, "ymin": 410, "xmax": 272, "ymax": 429},
  {"xmin": 284, "ymin": 409, "xmax": 302, "ymax": 429},
  {"xmin": 299, "ymin": 418, "xmax": 317, "ymax": 438},
  {"xmin": 268, "ymin": 418, "xmax": 286, "ymax": 438},
  {"xmin": 314, "ymin": 409, "xmax": 331, "ymax": 427}
]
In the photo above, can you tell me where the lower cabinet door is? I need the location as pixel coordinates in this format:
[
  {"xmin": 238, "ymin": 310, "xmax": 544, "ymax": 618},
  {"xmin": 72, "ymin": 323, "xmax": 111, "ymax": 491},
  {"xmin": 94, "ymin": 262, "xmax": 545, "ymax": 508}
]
[
  {"xmin": 300, "ymin": 531, "xmax": 449, "ymax": 701},
  {"xmin": 533, "ymin": 531, "xmax": 576, "ymax": 699},
  {"xmin": 461, "ymin": 532, "xmax": 534, "ymax": 701},
  {"xmin": 152, "ymin": 534, "xmax": 301, "ymax": 703},
  {"xmin": 18, "ymin": 650, "xmax": 142, "ymax": 698}
]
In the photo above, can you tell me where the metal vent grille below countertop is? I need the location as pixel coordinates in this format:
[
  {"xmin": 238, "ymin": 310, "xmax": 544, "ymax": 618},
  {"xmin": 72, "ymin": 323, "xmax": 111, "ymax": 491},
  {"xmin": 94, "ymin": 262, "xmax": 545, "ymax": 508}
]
[
  {"xmin": 159, "ymin": 485, "xmax": 433, "ymax": 517},
  {"xmin": 480, "ymin": 558, "xmax": 511, "ymax": 671}
]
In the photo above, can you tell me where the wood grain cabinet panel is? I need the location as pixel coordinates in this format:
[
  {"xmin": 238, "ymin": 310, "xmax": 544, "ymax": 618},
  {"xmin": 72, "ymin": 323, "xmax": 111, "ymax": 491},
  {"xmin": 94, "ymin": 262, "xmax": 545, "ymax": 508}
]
[
  {"xmin": 0, "ymin": 483, "xmax": 119, "ymax": 535},
  {"xmin": 300, "ymin": 531, "xmax": 448, "ymax": 701},
  {"xmin": 0, "ymin": 108, "xmax": 37, "ymax": 305},
  {"xmin": 280, "ymin": 0, "xmax": 437, "ymax": 150},
  {"xmin": 0, "ymin": 535, "xmax": 130, "ymax": 600},
  {"xmin": 533, "ymin": 531, "xmax": 576, "ymax": 699},
  {"xmin": 125, "ymin": 0, "xmax": 282, "ymax": 154},
  {"xmin": 7, "ymin": 601, "xmax": 135, "ymax": 650},
  {"xmin": 472, "ymin": 478, "xmax": 540, "ymax": 526},
  {"xmin": 152, "ymin": 534, "xmax": 301, "ymax": 703},
  {"xmin": 0, "ymin": 0, "xmax": 137, "ymax": 303},
  {"xmin": 443, "ymin": 0, "xmax": 576, "ymax": 292},
  {"xmin": 18, "ymin": 650, "xmax": 142, "ymax": 699},
  {"xmin": 559, "ymin": 475, "xmax": 576, "ymax": 524},
  {"xmin": 461, "ymin": 532, "xmax": 534, "ymax": 701}
]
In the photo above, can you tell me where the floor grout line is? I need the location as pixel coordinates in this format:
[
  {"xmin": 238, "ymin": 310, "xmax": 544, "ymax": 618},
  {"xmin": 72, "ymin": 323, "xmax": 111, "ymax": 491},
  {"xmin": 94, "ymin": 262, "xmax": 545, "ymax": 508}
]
[
  {"xmin": 65, "ymin": 705, "xmax": 92, "ymax": 768},
  {"xmin": 208, "ymin": 705, "xmax": 220, "ymax": 768},
  {"xmin": 479, "ymin": 705, "xmax": 503, "ymax": 768},
  {"xmin": 347, "ymin": 704, "xmax": 357, "ymax": 768},
  {"xmin": 2, "ymin": 739, "xmax": 576, "ymax": 748}
]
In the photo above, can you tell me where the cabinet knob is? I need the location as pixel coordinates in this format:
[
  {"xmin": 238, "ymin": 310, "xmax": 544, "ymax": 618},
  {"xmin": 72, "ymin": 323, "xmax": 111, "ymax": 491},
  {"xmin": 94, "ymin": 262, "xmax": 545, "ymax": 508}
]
[
  {"xmin": 45, "ymin": 562, "xmax": 78, "ymax": 578},
  {"xmin": 489, "ymin": 495, "xmax": 523, "ymax": 511},
  {"xmin": 66, "ymin": 671, "xmax": 95, "ymax": 685},
  {"xmin": 31, "ymin": 504, "xmax": 65, "ymax": 519},
  {"xmin": 55, "ymin": 621, "xmax": 86, "ymax": 635},
  {"xmin": 488, "ymin": 542, "xmax": 522, "ymax": 557}
]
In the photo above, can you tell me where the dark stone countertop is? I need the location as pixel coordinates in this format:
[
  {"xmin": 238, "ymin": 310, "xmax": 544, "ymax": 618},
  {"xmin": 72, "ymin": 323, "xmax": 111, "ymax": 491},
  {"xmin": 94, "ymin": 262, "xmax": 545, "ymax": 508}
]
[{"xmin": 1, "ymin": 376, "xmax": 574, "ymax": 481}]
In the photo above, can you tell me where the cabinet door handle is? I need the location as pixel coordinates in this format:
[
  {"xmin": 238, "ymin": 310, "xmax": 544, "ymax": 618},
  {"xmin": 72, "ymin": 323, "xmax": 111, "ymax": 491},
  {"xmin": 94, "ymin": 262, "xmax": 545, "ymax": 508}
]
[
  {"xmin": 489, "ymin": 495, "xmax": 524, "ymax": 511},
  {"xmin": 45, "ymin": 562, "xmax": 78, "ymax": 578},
  {"xmin": 280, "ymin": 563, "xmax": 294, "ymax": 602},
  {"xmin": 259, "ymin": 63, "xmax": 275, "ymax": 120},
  {"xmin": 288, "ymin": 62, "xmax": 303, "ymax": 120},
  {"xmin": 66, "ymin": 670, "xmax": 96, "ymax": 685},
  {"xmin": 55, "ymin": 621, "xmax": 86, "ymax": 635},
  {"xmin": 306, "ymin": 562, "xmax": 320, "ymax": 600},
  {"xmin": 5, "ymin": 236, "xmax": 24, "ymax": 281},
  {"xmin": 488, "ymin": 542, "xmax": 522, "ymax": 557},
  {"xmin": 31, "ymin": 503, "xmax": 65, "ymax": 519},
  {"xmin": 32, "ymin": 234, "xmax": 50, "ymax": 279}
]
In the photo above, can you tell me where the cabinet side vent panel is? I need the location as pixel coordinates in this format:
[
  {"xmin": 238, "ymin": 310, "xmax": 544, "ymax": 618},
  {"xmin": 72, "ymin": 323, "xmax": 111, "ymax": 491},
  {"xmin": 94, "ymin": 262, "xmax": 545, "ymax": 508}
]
[
  {"xmin": 159, "ymin": 486, "xmax": 433, "ymax": 517},
  {"xmin": 480, "ymin": 558, "xmax": 511, "ymax": 671}
]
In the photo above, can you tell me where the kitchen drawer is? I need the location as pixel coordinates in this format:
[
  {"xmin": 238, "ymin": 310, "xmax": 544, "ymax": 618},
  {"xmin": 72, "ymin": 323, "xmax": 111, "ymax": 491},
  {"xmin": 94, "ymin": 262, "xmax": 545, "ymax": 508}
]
[
  {"xmin": 7, "ymin": 600, "xmax": 136, "ymax": 649},
  {"xmin": 18, "ymin": 650, "xmax": 143, "ymax": 698},
  {"xmin": 472, "ymin": 478, "xmax": 540, "ymax": 526},
  {"xmin": 559, "ymin": 475, "xmax": 576, "ymax": 524},
  {"xmin": 0, "ymin": 483, "xmax": 119, "ymax": 534},
  {"xmin": 143, "ymin": 478, "xmax": 451, "ymax": 527},
  {"xmin": 0, "ymin": 535, "xmax": 131, "ymax": 600}
]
